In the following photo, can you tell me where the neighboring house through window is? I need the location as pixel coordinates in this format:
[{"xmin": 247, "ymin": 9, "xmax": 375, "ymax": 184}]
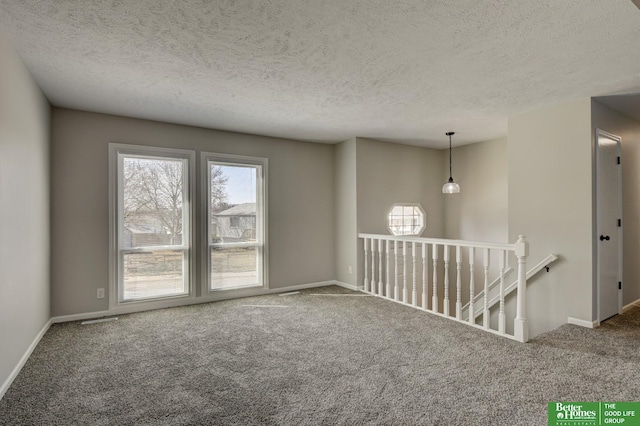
[
  {"xmin": 203, "ymin": 153, "xmax": 268, "ymax": 292},
  {"xmin": 110, "ymin": 145, "xmax": 268, "ymax": 306}
]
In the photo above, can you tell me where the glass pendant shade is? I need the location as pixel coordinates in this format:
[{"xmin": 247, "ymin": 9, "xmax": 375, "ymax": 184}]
[
  {"xmin": 443, "ymin": 131, "xmax": 460, "ymax": 194},
  {"xmin": 442, "ymin": 178, "xmax": 460, "ymax": 194}
]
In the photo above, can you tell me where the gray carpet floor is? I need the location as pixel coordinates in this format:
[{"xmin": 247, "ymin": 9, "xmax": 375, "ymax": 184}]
[{"xmin": 1, "ymin": 285, "xmax": 639, "ymax": 425}]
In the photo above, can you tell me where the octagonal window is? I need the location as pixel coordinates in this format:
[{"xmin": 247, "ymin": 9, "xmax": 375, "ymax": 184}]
[{"xmin": 387, "ymin": 204, "xmax": 425, "ymax": 236}]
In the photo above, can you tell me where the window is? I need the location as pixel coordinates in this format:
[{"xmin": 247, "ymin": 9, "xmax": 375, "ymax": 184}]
[
  {"xmin": 110, "ymin": 144, "xmax": 194, "ymax": 304},
  {"xmin": 203, "ymin": 153, "xmax": 267, "ymax": 291},
  {"xmin": 387, "ymin": 204, "xmax": 425, "ymax": 236}
]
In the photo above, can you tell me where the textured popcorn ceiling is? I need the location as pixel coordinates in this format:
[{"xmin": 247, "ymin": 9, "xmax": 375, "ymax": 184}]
[{"xmin": 1, "ymin": 0, "xmax": 640, "ymax": 147}]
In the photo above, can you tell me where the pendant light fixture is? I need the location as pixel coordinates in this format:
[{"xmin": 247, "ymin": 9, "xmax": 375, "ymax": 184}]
[{"xmin": 442, "ymin": 131, "xmax": 460, "ymax": 194}]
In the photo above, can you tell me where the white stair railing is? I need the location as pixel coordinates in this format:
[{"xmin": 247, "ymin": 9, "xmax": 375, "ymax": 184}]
[
  {"xmin": 463, "ymin": 254, "xmax": 558, "ymax": 322},
  {"xmin": 359, "ymin": 233, "xmax": 530, "ymax": 342}
]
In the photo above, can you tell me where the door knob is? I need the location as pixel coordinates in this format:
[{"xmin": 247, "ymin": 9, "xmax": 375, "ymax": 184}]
[{"xmin": 600, "ymin": 235, "xmax": 610, "ymax": 241}]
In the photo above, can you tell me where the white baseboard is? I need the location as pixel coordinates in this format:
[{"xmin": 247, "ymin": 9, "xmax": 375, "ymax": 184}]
[
  {"xmin": 52, "ymin": 280, "xmax": 345, "ymax": 324},
  {"xmin": 568, "ymin": 299, "xmax": 640, "ymax": 329},
  {"xmin": 567, "ymin": 317, "xmax": 599, "ymax": 329},
  {"xmin": 622, "ymin": 298, "xmax": 640, "ymax": 313},
  {"xmin": 333, "ymin": 281, "xmax": 360, "ymax": 291},
  {"xmin": 52, "ymin": 310, "xmax": 111, "ymax": 324},
  {"xmin": 0, "ymin": 318, "xmax": 52, "ymax": 401},
  {"xmin": 267, "ymin": 280, "xmax": 338, "ymax": 294}
]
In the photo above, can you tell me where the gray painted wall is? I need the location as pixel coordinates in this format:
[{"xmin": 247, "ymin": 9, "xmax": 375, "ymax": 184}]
[
  {"xmin": 591, "ymin": 100, "xmax": 640, "ymax": 308},
  {"xmin": 0, "ymin": 36, "xmax": 50, "ymax": 392},
  {"xmin": 356, "ymin": 137, "xmax": 444, "ymax": 238},
  {"xmin": 333, "ymin": 137, "xmax": 445, "ymax": 289},
  {"xmin": 334, "ymin": 139, "xmax": 358, "ymax": 287},
  {"xmin": 50, "ymin": 108, "xmax": 335, "ymax": 316},
  {"xmin": 443, "ymin": 138, "xmax": 510, "ymax": 315},
  {"xmin": 355, "ymin": 137, "xmax": 444, "ymax": 288},
  {"xmin": 444, "ymin": 138, "xmax": 508, "ymax": 243},
  {"xmin": 508, "ymin": 98, "xmax": 593, "ymax": 337}
]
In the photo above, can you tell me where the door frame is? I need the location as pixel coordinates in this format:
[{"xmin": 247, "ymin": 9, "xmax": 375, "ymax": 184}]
[{"xmin": 595, "ymin": 128, "xmax": 623, "ymax": 322}]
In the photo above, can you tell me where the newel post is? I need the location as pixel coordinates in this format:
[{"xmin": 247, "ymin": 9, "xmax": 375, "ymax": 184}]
[{"xmin": 514, "ymin": 235, "xmax": 529, "ymax": 342}]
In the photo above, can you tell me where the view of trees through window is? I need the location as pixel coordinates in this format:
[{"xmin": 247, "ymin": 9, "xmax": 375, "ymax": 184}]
[
  {"xmin": 116, "ymin": 150, "xmax": 265, "ymax": 302},
  {"xmin": 120, "ymin": 156, "xmax": 192, "ymax": 301},
  {"xmin": 123, "ymin": 158, "xmax": 229, "ymax": 248},
  {"xmin": 123, "ymin": 157, "xmax": 185, "ymax": 247}
]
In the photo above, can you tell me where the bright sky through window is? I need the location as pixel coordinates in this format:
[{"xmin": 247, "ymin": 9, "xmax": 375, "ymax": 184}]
[{"xmin": 219, "ymin": 165, "xmax": 256, "ymax": 204}]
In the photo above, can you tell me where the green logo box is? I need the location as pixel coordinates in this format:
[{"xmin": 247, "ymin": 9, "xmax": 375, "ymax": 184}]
[{"xmin": 549, "ymin": 402, "xmax": 640, "ymax": 426}]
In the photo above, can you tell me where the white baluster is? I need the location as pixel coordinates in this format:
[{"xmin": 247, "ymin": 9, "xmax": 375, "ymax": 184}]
[
  {"xmin": 360, "ymin": 235, "xmax": 529, "ymax": 343},
  {"xmin": 364, "ymin": 238, "xmax": 369, "ymax": 293},
  {"xmin": 386, "ymin": 240, "xmax": 391, "ymax": 299},
  {"xmin": 432, "ymin": 243, "xmax": 438, "ymax": 313},
  {"xmin": 371, "ymin": 239, "xmax": 377, "ymax": 294},
  {"xmin": 468, "ymin": 247, "xmax": 475, "ymax": 324},
  {"xmin": 394, "ymin": 240, "xmax": 400, "ymax": 301},
  {"xmin": 378, "ymin": 239, "xmax": 384, "ymax": 297},
  {"xmin": 403, "ymin": 240, "xmax": 408, "ymax": 303},
  {"xmin": 498, "ymin": 250, "xmax": 506, "ymax": 334},
  {"xmin": 443, "ymin": 245, "xmax": 450, "ymax": 317},
  {"xmin": 483, "ymin": 248, "xmax": 490, "ymax": 329},
  {"xmin": 455, "ymin": 245, "xmax": 462, "ymax": 320},
  {"xmin": 514, "ymin": 235, "xmax": 529, "ymax": 342},
  {"xmin": 412, "ymin": 242, "xmax": 417, "ymax": 307},
  {"xmin": 422, "ymin": 243, "xmax": 428, "ymax": 310}
]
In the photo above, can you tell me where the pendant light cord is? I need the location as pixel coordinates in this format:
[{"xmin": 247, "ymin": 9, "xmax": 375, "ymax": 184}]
[
  {"xmin": 447, "ymin": 131, "xmax": 454, "ymax": 182},
  {"xmin": 449, "ymin": 134, "xmax": 452, "ymax": 180}
]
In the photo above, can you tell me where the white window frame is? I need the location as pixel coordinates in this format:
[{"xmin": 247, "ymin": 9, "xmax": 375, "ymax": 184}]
[
  {"xmin": 201, "ymin": 152, "xmax": 268, "ymax": 293},
  {"xmin": 387, "ymin": 203, "xmax": 426, "ymax": 236},
  {"xmin": 109, "ymin": 143, "xmax": 196, "ymax": 308}
]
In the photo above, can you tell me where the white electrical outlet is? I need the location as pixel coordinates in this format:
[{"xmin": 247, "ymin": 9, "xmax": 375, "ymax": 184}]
[
  {"xmin": 348, "ymin": 266, "xmax": 353, "ymax": 274},
  {"xmin": 97, "ymin": 288, "xmax": 105, "ymax": 299}
]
